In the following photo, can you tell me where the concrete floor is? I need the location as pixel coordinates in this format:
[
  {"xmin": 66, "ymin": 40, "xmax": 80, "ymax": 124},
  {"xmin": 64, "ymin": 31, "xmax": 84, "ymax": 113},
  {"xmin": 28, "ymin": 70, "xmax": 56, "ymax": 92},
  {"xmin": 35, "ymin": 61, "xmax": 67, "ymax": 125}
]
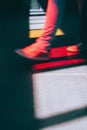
[{"xmin": 33, "ymin": 64, "xmax": 87, "ymax": 130}]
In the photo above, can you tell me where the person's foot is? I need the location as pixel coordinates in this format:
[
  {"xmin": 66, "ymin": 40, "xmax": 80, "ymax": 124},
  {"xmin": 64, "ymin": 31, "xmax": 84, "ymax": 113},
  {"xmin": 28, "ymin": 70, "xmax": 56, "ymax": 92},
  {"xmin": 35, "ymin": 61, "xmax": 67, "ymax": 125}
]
[
  {"xmin": 15, "ymin": 42, "xmax": 50, "ymax": 60},
  {"xmin": 67, "ymin": 43, "xmax": 87, "ymax": 52}
]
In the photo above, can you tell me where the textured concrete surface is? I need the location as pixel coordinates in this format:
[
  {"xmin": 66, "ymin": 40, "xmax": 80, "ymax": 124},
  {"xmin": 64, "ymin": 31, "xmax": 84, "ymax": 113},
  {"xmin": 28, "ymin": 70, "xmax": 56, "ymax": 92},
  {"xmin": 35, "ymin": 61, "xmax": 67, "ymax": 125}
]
[{"xmin": 32, "ymin": 65, "xmax": 87, "ymax": 130}]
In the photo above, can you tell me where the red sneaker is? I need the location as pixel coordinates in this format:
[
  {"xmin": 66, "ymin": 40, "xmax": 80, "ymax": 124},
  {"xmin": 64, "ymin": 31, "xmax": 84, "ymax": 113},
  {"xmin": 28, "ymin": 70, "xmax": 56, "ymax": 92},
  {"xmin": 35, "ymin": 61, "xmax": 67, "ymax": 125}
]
[
  {"xmin": 15, "ymin": 43, "xmax": 50, "ymax": 60},
  {"xmin": 67, "ymin": 43, "xmax": 87, "ymax": 53}
]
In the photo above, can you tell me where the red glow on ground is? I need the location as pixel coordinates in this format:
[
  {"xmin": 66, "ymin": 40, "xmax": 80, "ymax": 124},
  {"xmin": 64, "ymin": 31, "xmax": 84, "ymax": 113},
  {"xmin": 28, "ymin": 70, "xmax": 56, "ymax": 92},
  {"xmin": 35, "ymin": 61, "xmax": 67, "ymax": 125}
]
[
  {"xmin": 33, "ymin": 59, "xmax": 85, "ymax": 70},
  {"xmin": 50, "ymin": 46, "xmax": 67, "ymax": 58},
  {"xmin": 33, "ymin": 47, "xmax": 86, "ymax": 71}
]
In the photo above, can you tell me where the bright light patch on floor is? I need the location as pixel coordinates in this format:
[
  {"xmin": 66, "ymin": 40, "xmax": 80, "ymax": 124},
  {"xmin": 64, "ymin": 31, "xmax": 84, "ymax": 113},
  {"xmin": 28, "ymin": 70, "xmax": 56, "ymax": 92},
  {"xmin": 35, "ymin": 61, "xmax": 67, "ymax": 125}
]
[{"xmin": 32, "ymin": 73, "xmax": 87, "ymax": 118}]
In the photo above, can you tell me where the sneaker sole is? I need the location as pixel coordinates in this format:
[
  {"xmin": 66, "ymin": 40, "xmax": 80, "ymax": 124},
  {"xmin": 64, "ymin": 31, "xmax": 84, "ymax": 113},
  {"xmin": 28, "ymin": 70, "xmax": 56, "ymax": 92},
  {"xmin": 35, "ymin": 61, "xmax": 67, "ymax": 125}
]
[
  {"xmin": 15, "ymin": 49, "xmax": 50, "ymax": 61},
  {"xmin": 67, "ymin": 48, "xmax": 87, "ymax": 53}
]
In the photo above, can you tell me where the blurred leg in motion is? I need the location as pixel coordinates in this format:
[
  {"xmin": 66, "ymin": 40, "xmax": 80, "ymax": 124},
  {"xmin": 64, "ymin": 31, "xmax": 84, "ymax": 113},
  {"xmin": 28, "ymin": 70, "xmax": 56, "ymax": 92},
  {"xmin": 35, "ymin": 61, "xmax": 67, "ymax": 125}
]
[
  {"xmin": 15, "ymin": 0, "xmax": 65, "ymax": 60},
  {"xmin": 67, "ymin": 0, "xmax": 87, "ymax": 53},
  {"xmin": 37, "ymin": 0, "xmax": 48, "ymax": 11}
]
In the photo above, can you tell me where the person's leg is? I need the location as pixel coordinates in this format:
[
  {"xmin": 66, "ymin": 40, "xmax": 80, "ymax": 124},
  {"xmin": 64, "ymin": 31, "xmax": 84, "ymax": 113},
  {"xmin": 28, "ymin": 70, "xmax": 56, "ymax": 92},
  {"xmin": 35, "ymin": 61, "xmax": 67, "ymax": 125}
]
[
  {"xmin": 67, "ymin": 0, "xmax": 87, "ymax": 52},
  {"xmin": 15, "ymin": 0, "xmax": 65, "ymax": 60},
  {"xmin": 37, "ymin": 0, "xmax": 48, "ymax": 12},
  {"xmin": 77, "ymin": 0, "xmax": 83, "ymax": 13},
  {"xmin": 80, "ymin": 0, "xmax": 87, "ymax": 45}
]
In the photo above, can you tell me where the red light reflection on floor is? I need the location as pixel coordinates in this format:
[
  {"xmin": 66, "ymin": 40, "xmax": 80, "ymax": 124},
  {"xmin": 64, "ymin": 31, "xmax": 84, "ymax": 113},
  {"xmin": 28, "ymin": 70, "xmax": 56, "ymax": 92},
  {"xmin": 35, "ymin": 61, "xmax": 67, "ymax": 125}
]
[
  {"xmin": 33, "ymin": 47, "xmax": 86, "ymax": 71},
  {"xmin": 50, "ymin": 46, "xmax": 67, "ymax": 58}
]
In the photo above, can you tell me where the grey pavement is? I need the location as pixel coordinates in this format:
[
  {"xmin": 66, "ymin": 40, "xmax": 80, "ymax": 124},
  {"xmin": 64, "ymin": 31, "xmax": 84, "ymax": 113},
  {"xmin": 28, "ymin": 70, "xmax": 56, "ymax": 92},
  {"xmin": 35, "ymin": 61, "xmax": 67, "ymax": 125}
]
[{"xmin": 32, "ymin": 65, "xmax": 87, "ymax": 130}]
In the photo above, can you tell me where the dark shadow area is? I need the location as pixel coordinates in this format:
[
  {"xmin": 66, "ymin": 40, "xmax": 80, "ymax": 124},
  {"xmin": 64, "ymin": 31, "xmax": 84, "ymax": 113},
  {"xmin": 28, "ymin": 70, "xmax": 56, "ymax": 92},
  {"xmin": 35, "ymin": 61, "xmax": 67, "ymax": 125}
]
[
  {"xmin": 35, "ymin": 106, "xmax": 87, "ymax": 129},
  {"xmin": 0, "ymin": 1, "xmax": 35, "ymax": 130},
  {"xmin": 60, "ymin": 12, "xmax": 80, "ymax": 45}
]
